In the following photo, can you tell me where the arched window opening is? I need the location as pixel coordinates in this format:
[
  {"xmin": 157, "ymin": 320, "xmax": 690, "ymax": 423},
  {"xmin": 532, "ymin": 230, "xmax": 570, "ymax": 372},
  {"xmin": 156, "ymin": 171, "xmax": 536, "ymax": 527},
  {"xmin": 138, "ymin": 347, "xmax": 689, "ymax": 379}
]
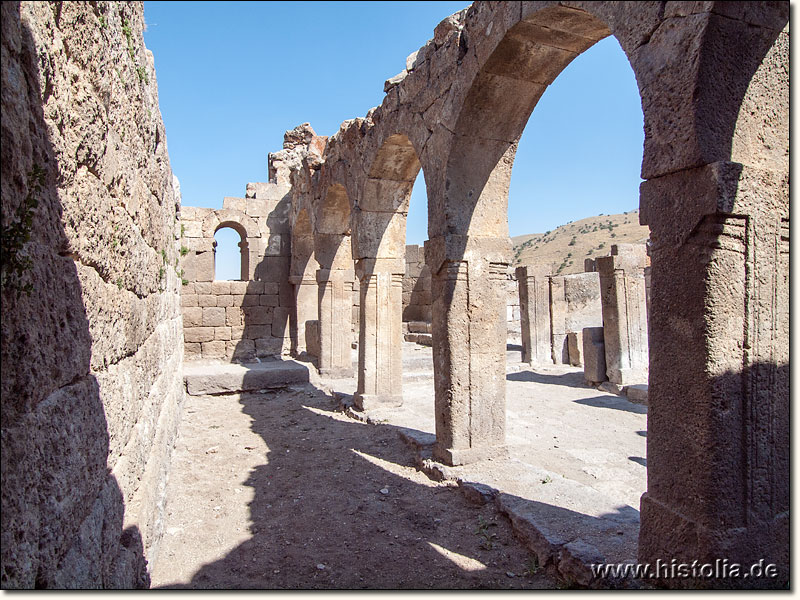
[{"xmin": 214, "ymin": 225, "xmax": 248, "ymax": 281}]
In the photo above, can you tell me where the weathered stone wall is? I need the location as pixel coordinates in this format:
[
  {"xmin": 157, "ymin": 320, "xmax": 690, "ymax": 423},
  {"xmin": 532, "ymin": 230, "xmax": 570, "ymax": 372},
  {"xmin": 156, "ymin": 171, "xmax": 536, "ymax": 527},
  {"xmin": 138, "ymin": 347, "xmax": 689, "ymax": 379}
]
[
  {"xmin": 1, "ymin": 1, "xmax": 183, "ymax": 588},
  {"xmin": 402, "ymin": 244, "xmax": 431, "ymax": 323},
  {"xmin": 179, "ymin": 183, "xmax": 293, "ymax": 362},
  {"xmin": 550, "ymin": 271, "xmax": 603, "ymax": 364}
]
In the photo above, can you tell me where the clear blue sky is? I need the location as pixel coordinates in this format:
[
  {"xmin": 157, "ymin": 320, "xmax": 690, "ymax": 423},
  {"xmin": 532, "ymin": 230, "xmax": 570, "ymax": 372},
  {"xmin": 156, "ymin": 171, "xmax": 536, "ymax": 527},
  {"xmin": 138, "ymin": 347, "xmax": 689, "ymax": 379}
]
[{"xmin": 144, "ymin": 1, "xmax": 644, "ymax": 280}]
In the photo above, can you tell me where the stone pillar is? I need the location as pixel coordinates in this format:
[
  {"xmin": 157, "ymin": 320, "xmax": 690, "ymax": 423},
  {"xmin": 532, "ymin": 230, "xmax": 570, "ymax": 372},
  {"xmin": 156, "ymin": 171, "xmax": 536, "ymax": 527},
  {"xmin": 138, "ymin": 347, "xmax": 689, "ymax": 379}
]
[
  {"xmin": 596, "ymin": 244, "xmax": 649, "ymax": 385},
  {"xmin": 427, "ymin": 236, "xmax": 509, "ymax": 466},
  {"xmin": 354, "ymin": 259, "xmax": 404, "ymax": 410},
  {"xmin": 316, "ymin": 268, "xmax": 354, "ymax": 377},
  {"xmin": 548, "ymin": 275, "xmax": 569, "ymax": 364},
  {"xmin": 638, "ymin": 162, "xmax": 789, "ymax": 584},
  {"xmin": 515, "ymin": 265, "xmax": 552, "ymax": 365},
  {"xmin": 289, "ymin": 275, "xmax": 318, "ymax": 357}
]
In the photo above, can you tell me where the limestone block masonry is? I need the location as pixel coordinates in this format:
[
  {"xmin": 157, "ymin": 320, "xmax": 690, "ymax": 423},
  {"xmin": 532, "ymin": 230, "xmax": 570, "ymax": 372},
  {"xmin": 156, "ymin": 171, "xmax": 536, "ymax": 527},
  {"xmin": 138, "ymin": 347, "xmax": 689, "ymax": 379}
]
[{"xmin": 2, "ymin": 2, "xmax": 184, "ymax": 588}]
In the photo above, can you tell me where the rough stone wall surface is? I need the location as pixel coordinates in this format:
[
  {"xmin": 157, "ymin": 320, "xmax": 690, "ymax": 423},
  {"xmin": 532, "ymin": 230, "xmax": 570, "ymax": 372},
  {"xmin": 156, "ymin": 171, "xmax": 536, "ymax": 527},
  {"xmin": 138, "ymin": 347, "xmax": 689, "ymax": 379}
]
[
  {"xmin": 1, "ymin": 2, "xmax": 183, "ymax": 588},
  {"xmin": 179, "ymin": 182, "xmax": 293, "ymax": 362},
  {"xmin": 549, "ymin": 272, "xmax": 603, "ymax": 364},
  {"xmin": 402, "ymin": 243, "xmax": 431, "ymax": 323}
]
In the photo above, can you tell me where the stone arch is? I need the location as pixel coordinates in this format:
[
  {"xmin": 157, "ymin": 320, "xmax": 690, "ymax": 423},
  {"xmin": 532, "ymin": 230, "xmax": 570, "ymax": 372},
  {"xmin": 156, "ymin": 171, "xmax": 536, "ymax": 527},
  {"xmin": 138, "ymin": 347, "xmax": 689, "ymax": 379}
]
[
  {"xmin": 213, "ymin": 222, "xmax": 249, "ymax": 281},
  {"xmin": 314, "ymin": 184, "xmax": 355, "ymax": 376},
  {"xmin": 427, "ymin": 1, "xmax": 788, "ymax": 579},
  {"xmin": 352, "ymin": 133, "xmax": 424, "ymax": 410},
  {"xmin": 201, "ymin": 209, "xmax": 261, "ymax": 281}
]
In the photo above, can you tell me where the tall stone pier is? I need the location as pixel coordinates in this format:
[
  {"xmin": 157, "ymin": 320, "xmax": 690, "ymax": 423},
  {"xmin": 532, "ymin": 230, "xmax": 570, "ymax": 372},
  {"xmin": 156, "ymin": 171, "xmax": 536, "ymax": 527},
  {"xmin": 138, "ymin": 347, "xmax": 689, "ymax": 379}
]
[
  {"xmin": 317, "ymin": 268, "xmax": 354, "ymax": 377},
  {"xmin": 596, "ymin": 244, "xmax": 649, "ymax": 385},
  {"xmin": 354, "ymin": 258, "xmax": 404, "ymax": 410},
  {"xmin": 516, "ymin": 265, "xmax": 552, "ymax": 365}
]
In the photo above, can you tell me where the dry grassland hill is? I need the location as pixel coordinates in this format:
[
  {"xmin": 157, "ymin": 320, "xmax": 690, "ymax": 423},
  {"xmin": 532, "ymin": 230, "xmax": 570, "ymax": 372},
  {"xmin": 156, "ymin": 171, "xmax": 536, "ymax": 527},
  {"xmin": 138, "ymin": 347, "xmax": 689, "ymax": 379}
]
[{"xmin": 512, "ymin": 209, "xmax": 650, "ymax": 276}]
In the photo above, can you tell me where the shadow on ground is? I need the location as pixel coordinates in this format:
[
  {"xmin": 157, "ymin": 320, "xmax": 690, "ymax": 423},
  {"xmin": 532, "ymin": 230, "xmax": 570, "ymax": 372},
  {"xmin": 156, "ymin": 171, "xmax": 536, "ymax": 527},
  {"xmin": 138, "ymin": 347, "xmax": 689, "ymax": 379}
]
[{"xmin": 154, "ymin": 379, "xmax": 557, "ymax": 589}]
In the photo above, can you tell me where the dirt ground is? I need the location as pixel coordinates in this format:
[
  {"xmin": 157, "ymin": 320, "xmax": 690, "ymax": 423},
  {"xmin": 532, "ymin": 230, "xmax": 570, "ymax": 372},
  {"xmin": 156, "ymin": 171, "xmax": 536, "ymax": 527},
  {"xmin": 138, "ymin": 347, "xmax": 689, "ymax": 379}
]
[{"xmin": 150, "ymin": 382, "xmax": 558, "ymax": 589}]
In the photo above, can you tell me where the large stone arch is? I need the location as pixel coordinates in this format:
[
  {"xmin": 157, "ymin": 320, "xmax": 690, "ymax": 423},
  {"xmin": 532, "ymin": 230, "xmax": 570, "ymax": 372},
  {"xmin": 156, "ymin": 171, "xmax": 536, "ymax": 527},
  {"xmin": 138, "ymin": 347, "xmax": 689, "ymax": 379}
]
[
  {"xmin": 288, "ymin": 1, "xmax": 787, "ymax": 584},
  {"xmin": 351, "ymin": 133, "xmax": 424, "ymax": 410},
  {"xmin": 422, "ymin": 1, "xmax": 788, "ymax": 582}
]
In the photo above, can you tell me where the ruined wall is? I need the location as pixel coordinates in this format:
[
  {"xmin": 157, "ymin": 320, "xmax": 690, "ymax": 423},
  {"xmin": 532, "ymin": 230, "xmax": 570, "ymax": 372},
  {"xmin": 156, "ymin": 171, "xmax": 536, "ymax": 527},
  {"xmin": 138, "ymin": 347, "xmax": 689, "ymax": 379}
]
[
  {"xmin": 549, "ymin": 272, "xmax": 603, "ymax": 364},
  {"xmin": 179, "ymin": 184, "xmax": 293, "ymax": 362},
  {"xmin": 1, "ymin": 2, "xmax": 183, "ymax": 588},
  {"xmin": 402, "ymin": 244, "xmax": 431, "ymax": 323}
]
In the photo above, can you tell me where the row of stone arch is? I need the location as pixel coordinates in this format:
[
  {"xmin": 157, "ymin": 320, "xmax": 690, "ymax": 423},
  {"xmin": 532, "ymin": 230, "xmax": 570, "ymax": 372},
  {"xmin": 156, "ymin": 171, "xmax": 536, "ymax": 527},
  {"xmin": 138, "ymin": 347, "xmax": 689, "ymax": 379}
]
[{"xmin": 282, "ymin": 1, "xmax": 787, "ymax": 579}]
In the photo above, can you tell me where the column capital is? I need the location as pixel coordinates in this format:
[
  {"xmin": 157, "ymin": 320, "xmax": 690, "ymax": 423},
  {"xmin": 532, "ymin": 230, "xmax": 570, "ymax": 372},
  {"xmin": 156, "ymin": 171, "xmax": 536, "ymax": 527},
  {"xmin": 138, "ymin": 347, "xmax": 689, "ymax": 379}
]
[
  {"xmin": 316, "ymin": 268, "xmax": 355, "ymax": 284},
  {"xmin": 425, "ymin": 234, "xmax": 512, "ymax": 276},
  {"xmin": 354, "ymin": 258, "xmax": 405, "ymax": 280}
]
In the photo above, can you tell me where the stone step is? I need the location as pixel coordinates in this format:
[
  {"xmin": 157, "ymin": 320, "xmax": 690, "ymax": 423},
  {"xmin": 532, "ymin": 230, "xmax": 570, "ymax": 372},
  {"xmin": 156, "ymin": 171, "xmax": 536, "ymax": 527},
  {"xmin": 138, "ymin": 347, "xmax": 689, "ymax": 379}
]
[{"xmin": 183, "ymin": 359, "xmax": 310, "ymax": 396}]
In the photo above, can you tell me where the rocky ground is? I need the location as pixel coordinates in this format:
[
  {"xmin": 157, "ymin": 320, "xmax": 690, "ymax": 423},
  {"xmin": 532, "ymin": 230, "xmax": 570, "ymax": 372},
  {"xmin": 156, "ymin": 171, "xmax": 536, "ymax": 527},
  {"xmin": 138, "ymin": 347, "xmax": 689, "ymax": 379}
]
[
  {"xmin": 150, "ymin": 383, "xmax": 556, "ymax": 589},
  {"xmin": 151, "ymin": 342, "xmax": 647, "ymax": 589}
]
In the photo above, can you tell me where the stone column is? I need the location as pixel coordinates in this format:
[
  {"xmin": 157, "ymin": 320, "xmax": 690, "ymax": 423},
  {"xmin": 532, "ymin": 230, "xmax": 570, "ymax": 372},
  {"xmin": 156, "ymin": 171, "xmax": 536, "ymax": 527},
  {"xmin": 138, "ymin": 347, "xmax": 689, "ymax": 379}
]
[
  {"xmin": 427, "ymin": 236, "xmax": 509, "ymax": 466},
  {"xmin": 288, "ymin": 275, "xmax": 318, "ymax": 357},
  {"xmin": 596, "ymin": 244, "xmax": 649, "ymax": 385},
  {"xmin": 638, "ymin": 162, "xmax": 789, "ymax": 583},
  {"xmin": 354, "ymin": 258, "xmax": 404, "ymax": 410},
  {"xmin": 515, "ymin": 265, "xmax": 552, "ymax": 365},
  {"xmin": 316, "ymin": 268, "xmax": 354, "ymax": 377}
]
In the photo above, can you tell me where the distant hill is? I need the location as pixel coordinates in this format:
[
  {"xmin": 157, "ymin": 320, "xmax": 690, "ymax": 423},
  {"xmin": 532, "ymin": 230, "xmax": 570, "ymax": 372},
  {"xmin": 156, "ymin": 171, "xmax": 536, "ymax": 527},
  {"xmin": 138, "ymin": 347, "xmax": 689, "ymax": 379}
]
[{"xmin": 512, "ymin": 209, "xmax": 650, "ymax": 276}]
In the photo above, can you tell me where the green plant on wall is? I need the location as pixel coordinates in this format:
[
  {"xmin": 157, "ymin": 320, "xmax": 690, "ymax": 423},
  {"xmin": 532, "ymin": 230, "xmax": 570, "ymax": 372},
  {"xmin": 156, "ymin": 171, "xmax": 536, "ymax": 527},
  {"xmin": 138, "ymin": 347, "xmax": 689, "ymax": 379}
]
[{"xmin": 1, "ymin": 165, "xmax": 44, "ymax": 297}]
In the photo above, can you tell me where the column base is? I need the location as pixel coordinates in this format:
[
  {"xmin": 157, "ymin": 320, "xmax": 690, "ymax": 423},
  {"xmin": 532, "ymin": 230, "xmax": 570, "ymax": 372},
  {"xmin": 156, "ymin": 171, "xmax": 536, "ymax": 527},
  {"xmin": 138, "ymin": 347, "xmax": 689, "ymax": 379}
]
[
  {"xmin": 318, "ymin": 366, "xmax": 354, "ymax": 378},
  {"xmin": 353, "ymin": 393, "xmax": 403, "ymax": 411},
  {"xmin": 639, "ymin": 493, "xmax": 789, "ymax": 588},
  {"xmin": 607, "ymin": 367, "xmax": 648, "ymax": 386},
  {"xmin": 433, "ymin": 443, "xmax": 508, "ymax": 467}
]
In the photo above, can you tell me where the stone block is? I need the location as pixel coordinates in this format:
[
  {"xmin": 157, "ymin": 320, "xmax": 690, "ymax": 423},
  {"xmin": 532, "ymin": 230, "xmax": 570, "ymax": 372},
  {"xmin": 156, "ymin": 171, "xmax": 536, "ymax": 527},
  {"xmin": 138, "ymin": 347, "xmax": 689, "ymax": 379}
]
[
  {"xmin": 567, "ymin": 331, "xmax": 583, "ymax": 367},
  {"xmin": 183, "ymin": 359, "xmax": 310, "ymax": 395},
  {"xmin": 255, "ymin": 337, "xmax": 284, "ymax": 357},
  {"xmin": 272, "ymin": 307, "xmax": 291, "ymax": 338},
  {"xmin": 201, "ymin": 340, "xmax": 227, "ymax": 360},
  {"xmin": 214, "ymin": 326, "xmax": 232, "ymax": 341},
  {"xmin": 246, "ymin": 280, "xmax": 265, "ymax": 295},
  {"xmin": 185, "ymin": 327, "xmax": 214, "ymax": 343},
  {"xmin": 216, "ymin": 294, "xmax": 234, "ymax": 308},
  {"xmin": 582, "ymin": 327, "xmax": 607, "ymax": 384},
  {"xmin": 226, "ymin": 307, "xmax": 243, "ymax": 327},
  {"xmin": 182, "ymin": 306, "xmax": 203, "ymax": 328},
  {"xmin": 262, "ymin": 282, "xmax": 279, "ymax": 295},
  {"xmin": 184, "ymin": 342, "xmax": 202, "ymax": 359},
  {"xmin": 195, "ymin": 282, "xmax": 212, "ymax": 295},
  {"xmin": 230, "ymin": 339, "xmax": 256, "ymax": 360},
  {"xmin": 305, "ymin": 320, "xmax": 320, "ymax": 358},
  {"xmin": 230, "ymin": 281, "xmax": 248, "ymax": 295},
  {"xmin": 260, "ymin": 294, "xmax": 280, "ymax": 307},
  {"xmin": 243, "ymin": 325, "xmax": 271, "ymax": 340},
  {"xmin": 625, "ymin": 384, "xmax": 649, "ymax": 405},
  {"xmin": 211, "ymin": 281, "xmax": 231, "ymax": 295},
  {"xmin": 242, "ymin": 294, "xmax": 260, "ymax": 306},
  {"xmin": 231, "ymin": 295, "xmax": 245, "ymax": 307},
  {"xmin": 202, "ymin": 307, "xmax": 226, "ymax": 327},
  {"xmin": 198, "ymin": 294, "xmax": 217, "ymax": 307},
  {"xmin": 181, "ymin": 294, "xmax": 198, "ymax": 307},
  {"xmin": 182, "ymin": 282, "xmax": 196, "ymax": 295},
  {"xmin": 230, "ymin": 326, "xmax": 245, "ymax": 340},
  {"xmin": 243, "ymin": 306, "xmax": 272, "ymax": 325}
]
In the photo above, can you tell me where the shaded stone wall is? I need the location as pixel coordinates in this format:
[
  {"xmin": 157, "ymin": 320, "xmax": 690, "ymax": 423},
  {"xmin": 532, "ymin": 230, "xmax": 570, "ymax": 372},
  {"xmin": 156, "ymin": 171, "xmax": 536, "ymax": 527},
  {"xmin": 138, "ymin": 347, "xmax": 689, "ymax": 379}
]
[
  {"xmin": 550, "ymin": 271, "xmax": 603, "ymax": 364},
  {"xmin": 178, "ymin": 183, "xmax": 293, "ymax": 362},
  {"xmin": 1, "ymin": 1, "xmax": 183, "ymax": 588},
  {"xmin": 402, "ymin": 244, "xmax": 431, "ymax": 323}
]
